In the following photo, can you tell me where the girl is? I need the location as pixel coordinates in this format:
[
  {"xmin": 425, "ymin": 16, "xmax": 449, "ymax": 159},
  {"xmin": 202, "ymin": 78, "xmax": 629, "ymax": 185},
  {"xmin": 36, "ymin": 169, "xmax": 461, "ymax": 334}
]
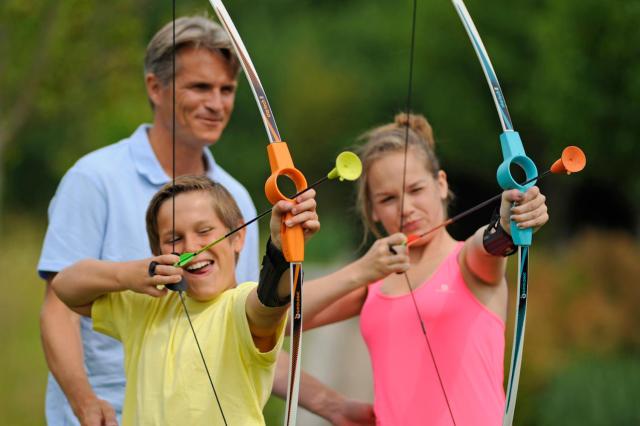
[{"xmin": 304, "ymin": 113, "xmax": 548, "ymax": 425}]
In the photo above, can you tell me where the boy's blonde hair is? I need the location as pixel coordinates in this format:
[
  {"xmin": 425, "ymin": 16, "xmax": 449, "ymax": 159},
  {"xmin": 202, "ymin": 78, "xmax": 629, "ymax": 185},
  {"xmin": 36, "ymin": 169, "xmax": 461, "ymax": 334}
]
[{"xmin": 146, "ymin": 175, "xmax": 243, "ymax": 256}]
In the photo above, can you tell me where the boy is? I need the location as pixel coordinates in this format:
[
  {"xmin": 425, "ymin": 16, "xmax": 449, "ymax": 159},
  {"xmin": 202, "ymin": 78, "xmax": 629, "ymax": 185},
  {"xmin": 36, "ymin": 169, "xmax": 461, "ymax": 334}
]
[{"xmin": 52, "ymin": 175, "xmax": 319, "ymax": 425}]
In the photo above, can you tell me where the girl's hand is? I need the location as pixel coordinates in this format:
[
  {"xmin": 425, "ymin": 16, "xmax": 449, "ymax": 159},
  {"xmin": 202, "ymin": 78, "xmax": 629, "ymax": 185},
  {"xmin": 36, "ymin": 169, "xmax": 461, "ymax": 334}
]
[
  {"xmin": 355, "ymin": 233, "xmax": 409, "ymax": 284},
  {"xmin": 499, "ymin": 186, "xmax": 549, "ymax": 234},
  {"xmin": 270, "ymin": 189, "xmax": 320, "ymax": 250},
  {"xmin": 124, "ymin": 254, "xmax": 183, "ymax": 297}
]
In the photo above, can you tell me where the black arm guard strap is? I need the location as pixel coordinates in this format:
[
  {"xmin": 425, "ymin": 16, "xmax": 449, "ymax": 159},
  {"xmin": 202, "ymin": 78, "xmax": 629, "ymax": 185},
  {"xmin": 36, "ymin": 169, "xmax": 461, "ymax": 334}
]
[
  {"xmin": 257, "ymin": 238, "xmax": 291, "ymax": 307},
  {"xmin": 483, "ymin": 209, "xmax": 517, "ymax": 257}
]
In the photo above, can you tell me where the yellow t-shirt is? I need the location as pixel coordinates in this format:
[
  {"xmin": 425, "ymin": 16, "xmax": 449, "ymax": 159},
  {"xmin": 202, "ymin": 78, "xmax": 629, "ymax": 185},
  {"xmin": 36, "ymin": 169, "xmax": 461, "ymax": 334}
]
[{"xmin": 92, "ymin": 282, "xmax": 285, "ymax": 426}]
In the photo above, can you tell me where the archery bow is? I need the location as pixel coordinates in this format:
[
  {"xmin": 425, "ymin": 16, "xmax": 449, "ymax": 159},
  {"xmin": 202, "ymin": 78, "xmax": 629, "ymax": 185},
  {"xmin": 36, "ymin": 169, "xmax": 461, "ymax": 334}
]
[
  {"xmin": 208, "ymin": 1, "xmax": 307, "ymax": 424},
  {"xmin": 450, "ymin": 1, "xmax": 538, "ymax": 424}
]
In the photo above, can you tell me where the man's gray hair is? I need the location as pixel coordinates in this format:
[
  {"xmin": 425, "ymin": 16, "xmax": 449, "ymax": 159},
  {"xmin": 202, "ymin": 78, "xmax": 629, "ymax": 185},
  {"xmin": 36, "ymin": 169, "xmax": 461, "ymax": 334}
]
[{"xmin": 144, "ymin": 16, "xmax": 241, "ymax": 86}]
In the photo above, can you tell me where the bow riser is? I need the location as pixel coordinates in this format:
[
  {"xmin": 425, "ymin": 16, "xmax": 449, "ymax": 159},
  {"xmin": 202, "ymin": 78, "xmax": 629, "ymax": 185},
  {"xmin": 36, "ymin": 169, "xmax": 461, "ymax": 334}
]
[
  {"xmin": 497, "ymin": 132, "xmax": 537, "ymax": 246},
  {"xmin": 265, "ymin": 142, "xmax": 308, "ymax": 262}
]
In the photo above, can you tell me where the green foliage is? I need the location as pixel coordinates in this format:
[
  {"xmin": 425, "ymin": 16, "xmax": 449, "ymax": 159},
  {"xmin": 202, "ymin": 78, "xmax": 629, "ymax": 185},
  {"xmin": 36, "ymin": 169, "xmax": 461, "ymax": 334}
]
[
  {"xmin": 503, "ymin": 230, "xmax": 640, "ymax": 424},
  {"xmin": 2, "ymin": 0, "xmax": 637, "ymax": 230},
  {"xmin": 525, "ymin": 0, "xmax": 640, "ymax": 198},
  {"xmin": 536, "ymin": 357, "xmax": 640, "ymax": 425},
  {"xmin": 0, "ymin": 216, "xmax": 48, "ymax": 425},
  {"xmin": 263, "ymin": 393, "xmax": 285, "ymax": 425}
]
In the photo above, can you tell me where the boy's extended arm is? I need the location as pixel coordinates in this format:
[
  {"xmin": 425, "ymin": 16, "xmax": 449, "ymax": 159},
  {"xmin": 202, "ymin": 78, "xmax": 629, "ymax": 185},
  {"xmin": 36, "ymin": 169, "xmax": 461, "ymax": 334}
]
[
  {"xmin": 245, "ymin": 264, "xmax": 290, "ymax": 352},
  {"xmin": 245, "ymin": 192, "xmax": 320, "ymax": 351}
]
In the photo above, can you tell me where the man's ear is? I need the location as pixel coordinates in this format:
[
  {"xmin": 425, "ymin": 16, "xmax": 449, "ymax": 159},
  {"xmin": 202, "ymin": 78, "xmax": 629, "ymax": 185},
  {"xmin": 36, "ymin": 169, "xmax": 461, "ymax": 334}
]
[{"xmin": 145, "ymin": 73, "xmax": 164, "ymax": 109}]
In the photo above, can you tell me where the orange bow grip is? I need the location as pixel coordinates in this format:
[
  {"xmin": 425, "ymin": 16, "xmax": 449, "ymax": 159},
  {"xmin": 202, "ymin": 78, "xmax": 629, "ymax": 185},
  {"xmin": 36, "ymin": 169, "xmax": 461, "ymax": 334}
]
[{"xmin": 265, "ymin": 142, "xmax": 308, "ymax": 262}]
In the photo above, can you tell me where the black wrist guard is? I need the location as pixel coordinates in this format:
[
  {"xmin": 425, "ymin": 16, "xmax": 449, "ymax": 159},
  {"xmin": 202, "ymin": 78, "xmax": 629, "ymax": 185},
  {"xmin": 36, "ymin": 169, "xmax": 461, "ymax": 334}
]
[
  {"xmin": 257, "ymin": 238, "xmax": 291, "ymax": 307},
  {"xmin": 483, "ymin": 209, "xmax": 517, "ymax": 257}
]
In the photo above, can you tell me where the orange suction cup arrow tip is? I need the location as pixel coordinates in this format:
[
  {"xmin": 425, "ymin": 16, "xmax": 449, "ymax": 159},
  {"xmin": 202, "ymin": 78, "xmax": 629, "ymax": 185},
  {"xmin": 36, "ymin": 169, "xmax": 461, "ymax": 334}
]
[{"xmin": 550, "ymin": 146, "xmax": 586, "ymax": 175}]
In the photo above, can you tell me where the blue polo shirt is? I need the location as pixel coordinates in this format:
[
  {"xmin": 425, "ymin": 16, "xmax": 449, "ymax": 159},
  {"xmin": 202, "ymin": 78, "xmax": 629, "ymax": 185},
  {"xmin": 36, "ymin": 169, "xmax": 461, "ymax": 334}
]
[{"xmin": 37, "ymin": 124, "xmax": 259, "ymax": 425}]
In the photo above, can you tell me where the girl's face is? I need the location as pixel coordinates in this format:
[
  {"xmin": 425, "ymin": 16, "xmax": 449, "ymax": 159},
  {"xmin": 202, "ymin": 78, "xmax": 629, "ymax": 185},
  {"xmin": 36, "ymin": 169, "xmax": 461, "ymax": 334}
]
[
  {"xmin": 368, "ymin": 149, "xmax": 448, "ymax": 241},
  {"xmin": 156, "ymin": 191, "xmax": 244, "ymax": 302}
]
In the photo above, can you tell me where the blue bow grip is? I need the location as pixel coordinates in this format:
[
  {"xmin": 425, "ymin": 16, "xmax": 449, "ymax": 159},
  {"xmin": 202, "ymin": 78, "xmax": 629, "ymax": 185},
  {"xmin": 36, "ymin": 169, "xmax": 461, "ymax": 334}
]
[{"xmin": 496, "ymin": 131, "xmax": 538, "ymax": 246}]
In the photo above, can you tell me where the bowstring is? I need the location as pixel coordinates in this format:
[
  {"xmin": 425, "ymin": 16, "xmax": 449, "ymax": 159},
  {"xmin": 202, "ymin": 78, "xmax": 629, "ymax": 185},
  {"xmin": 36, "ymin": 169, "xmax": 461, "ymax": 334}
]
[
  {"xmin": 170, "ymin": 5, "xmax": 227, "ymax": 424},
  {"xmin": 399, "ymin": 1, "xmax": 456, "ymax": 424}
]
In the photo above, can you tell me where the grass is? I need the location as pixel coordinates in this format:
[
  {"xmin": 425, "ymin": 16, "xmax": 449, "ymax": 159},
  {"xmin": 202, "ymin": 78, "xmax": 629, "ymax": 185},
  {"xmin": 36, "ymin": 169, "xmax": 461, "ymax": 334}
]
[{"xmin": 0, "ymin": 216, "xmax": 48, "ymax": 425}]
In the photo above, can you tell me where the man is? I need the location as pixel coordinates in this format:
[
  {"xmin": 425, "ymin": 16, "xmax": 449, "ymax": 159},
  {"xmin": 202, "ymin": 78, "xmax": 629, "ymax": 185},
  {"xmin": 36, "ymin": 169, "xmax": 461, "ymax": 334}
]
[{"xmin": 38, "ymin": 16, "xmax": 374, "ymax": 426}]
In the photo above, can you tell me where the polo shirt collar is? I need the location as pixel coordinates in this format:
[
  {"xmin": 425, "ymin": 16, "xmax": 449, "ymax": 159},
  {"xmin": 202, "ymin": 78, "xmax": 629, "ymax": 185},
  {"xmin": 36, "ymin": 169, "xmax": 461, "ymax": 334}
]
[{"xmin": 130, "ymin": 124, "xmax": 217, "ymax": 185}]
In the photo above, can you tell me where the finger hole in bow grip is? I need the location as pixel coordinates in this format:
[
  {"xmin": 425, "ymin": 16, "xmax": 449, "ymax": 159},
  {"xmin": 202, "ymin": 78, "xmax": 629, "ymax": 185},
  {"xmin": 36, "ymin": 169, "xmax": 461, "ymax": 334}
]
[{"xmin": 264, "ymin": 142, "xmax": 308, "ymax": 204}]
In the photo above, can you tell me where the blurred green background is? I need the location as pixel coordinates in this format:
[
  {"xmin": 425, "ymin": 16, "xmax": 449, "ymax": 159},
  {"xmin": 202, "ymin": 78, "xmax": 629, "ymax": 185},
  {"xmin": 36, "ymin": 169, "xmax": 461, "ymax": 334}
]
[{"xmin": 1, "ymin": 0, "xmax": 639, "ymax": 424}]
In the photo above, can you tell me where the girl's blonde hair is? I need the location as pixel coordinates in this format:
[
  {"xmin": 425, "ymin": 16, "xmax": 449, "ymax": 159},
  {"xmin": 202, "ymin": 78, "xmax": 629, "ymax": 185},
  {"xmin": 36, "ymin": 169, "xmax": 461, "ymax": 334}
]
[{"xmin": 356, "ymin": 113, "xmax": 452, "ymax": 239}]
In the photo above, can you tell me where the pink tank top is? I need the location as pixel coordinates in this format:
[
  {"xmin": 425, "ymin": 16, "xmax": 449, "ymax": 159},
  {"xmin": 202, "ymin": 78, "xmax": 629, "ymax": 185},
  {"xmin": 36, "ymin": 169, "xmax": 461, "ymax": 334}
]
[{"xmin": 360, "ymin": 242, "xmax": 505, "ymax": 426}]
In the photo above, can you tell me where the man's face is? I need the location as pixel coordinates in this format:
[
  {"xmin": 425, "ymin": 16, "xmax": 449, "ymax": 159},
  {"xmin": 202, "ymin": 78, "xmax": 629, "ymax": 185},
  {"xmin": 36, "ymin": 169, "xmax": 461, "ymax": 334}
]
[
  {"xmin": 153, "ymin": 47, "xmax": 238, "ymax": 149},
  {"xmin": 156, "ymin": 191, "xmax": 243, "ymax": 302}
]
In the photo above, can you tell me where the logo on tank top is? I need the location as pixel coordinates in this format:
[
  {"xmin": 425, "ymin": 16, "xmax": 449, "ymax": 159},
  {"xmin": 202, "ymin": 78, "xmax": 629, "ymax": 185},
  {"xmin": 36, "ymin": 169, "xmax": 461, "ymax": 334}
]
[{"xmin": 436, "ymin": 283, "xmax": 451, "ymax": 293}]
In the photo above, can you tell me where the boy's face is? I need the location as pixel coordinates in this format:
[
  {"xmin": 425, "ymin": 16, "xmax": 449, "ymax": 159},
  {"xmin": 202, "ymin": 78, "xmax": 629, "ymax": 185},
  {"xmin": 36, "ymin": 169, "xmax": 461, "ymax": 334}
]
[{"xmin": 156, "ymin": 191, "xmax": 243, "ymax": 302}]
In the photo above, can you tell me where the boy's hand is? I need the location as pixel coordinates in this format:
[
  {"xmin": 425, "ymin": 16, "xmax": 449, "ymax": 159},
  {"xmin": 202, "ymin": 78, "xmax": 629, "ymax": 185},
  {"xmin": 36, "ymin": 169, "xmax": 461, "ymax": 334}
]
[
  {"xmin": 499, "ymin": 186, "xmax": 549, "ymax": 234},
  {"xmin": 270, "ymin": 188, "xmax": 320, "ymax": 251},
  {"xmin": 121, "ymin": 254, "xmax": 183, "ymax": 297}
]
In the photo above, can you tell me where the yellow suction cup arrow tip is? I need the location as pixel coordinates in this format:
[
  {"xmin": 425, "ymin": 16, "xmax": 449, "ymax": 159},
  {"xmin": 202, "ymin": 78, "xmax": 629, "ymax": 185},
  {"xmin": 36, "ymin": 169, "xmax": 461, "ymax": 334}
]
[{"xmin": 327, "ymin": 151, "xmax": 363, "ymax": 181}]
